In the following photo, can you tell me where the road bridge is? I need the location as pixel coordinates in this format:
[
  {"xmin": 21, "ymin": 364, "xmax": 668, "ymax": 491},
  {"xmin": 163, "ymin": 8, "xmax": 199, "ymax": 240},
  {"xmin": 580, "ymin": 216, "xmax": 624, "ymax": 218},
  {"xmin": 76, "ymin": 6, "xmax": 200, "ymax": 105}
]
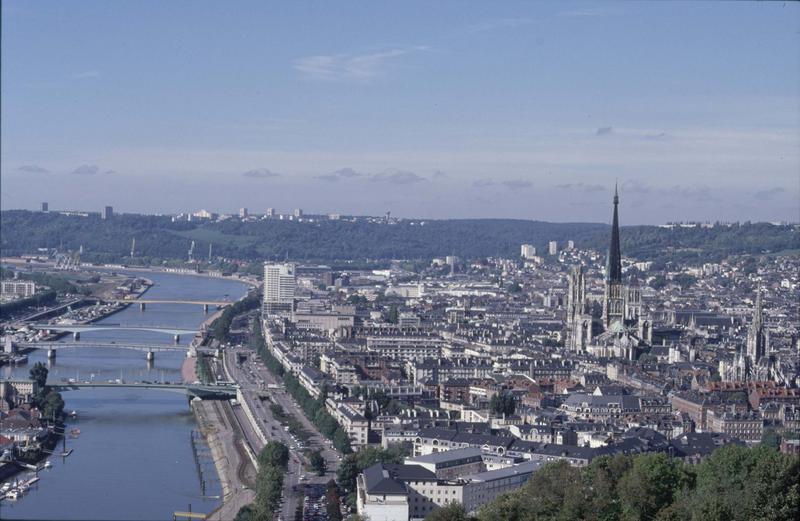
[
  {"xmin": 28, "ymin": 324, "xmax": 198, "ymax": 336},
  {"xmin": 103, "ymin": 299, "xmax": 232, "ymax": 312},
  {"xmin": 18, "ymin": 341, "xmax": 190, "ymax": 352},
  {"xmin": 16, "ymin": 341, "xmax": 215, "ymax": 361},
  {"xmin": 46, "ymin": 381, "xmax": 238, "ymax": 400}
]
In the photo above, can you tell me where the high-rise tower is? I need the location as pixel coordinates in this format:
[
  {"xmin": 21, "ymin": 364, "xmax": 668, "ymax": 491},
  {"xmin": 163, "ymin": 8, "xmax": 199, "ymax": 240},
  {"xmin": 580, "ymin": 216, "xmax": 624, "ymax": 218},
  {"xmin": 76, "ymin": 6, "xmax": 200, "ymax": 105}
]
[
  {"xmin": 264, "ymin": 262, "xmax": 296, "ymax": 316},
  {"xmin": 603, "ymin": 183, "xmax": 625, "ymax": 328}
]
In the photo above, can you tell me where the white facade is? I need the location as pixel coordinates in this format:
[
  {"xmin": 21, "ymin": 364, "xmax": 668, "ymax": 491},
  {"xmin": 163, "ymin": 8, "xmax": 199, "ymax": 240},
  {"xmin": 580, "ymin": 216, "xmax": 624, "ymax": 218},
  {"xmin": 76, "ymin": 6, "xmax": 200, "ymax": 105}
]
[
  {"xmin": 520, "ymin": 244, "xmax": 537, "ymax": 259},
  {"xmin": 548, "ymin": 241, "xmax": 558, "ymax": 255},
  {"xmin": 263, "ymin": 263, "xmax": 296, "ymax": 314},
  {"xmin": 1, "ymin": 280, "xmax": 36, "ymax": 298},
  {"xmin": 356, "ymin": 475, "xmax": 409, "ymax": 521}
]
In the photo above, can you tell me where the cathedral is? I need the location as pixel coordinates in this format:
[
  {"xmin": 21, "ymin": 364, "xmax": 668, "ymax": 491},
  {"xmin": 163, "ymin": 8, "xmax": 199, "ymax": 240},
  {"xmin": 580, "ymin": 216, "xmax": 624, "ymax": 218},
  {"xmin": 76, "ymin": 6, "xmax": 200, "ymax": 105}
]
[
  {"xmin": 566, "ymin": 184, "xmax": 650, "ymax": 359},
  {"xmin": 727, "ymin": 288, "xmax": 782, "ymax": 383}
]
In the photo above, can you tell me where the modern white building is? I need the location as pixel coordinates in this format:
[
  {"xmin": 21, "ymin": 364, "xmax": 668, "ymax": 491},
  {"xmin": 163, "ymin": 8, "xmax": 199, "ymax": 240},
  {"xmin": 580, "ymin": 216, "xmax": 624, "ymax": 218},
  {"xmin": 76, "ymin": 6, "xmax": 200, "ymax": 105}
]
[
  {"xmin": 263, "ymin": 262, "xmax": 296, "ymax": 315},
  {"xmin": 356, "ymin": 458, "xmax": 543, "ymax": 521},
  {"xmin": 548, "ymin": 241, "xmax": 558, "ymax": 255},
  {"xmin": 520, "ymin": 244, "xmax": 537, "ymax": 259},
  {"xmin": 0, "ymin": 280, "xmax": 36, "ymax": 299}
]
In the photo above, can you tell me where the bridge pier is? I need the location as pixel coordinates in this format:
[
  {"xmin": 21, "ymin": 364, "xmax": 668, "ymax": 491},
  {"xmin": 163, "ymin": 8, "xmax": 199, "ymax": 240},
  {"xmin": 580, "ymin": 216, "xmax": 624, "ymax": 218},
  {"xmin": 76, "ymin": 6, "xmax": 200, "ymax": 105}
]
[
  {"xmin": 47, "ymin": 348, "xmax": 57, "ymax": 360},
  {"xmin": 174, "ymin": 334, "xmax": 181, "ymax": 344},
  {"xmin": 146, "ymin": 351, "xmax": 154, "ymax": 362},
  {"xmin": 73, "ymin": 331, "xmax": 80, "ymax": 341},
  {"xmin": 203, "ymin": 304, "xmax": 209, "ymax": 313},
  {"xmin": 139, "ymin": 302, "xmax": 146, "ymax": 311}
]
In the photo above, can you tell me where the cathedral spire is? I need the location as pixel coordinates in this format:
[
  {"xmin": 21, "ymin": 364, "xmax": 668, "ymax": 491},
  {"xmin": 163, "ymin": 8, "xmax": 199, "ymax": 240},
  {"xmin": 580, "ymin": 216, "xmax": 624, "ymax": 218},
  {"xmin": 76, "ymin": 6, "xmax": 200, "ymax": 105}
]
[{"xmin": 606, "ymin": 182, "xmax": 622, "ymax": 282}]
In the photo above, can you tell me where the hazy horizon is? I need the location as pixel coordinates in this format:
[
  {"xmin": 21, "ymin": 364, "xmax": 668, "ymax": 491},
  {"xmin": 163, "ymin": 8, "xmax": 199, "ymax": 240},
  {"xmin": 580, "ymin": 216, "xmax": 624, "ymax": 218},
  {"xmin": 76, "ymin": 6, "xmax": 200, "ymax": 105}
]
[{"xmin": 2, "ymin": 1, "xmax": 798, "ymax": 224}]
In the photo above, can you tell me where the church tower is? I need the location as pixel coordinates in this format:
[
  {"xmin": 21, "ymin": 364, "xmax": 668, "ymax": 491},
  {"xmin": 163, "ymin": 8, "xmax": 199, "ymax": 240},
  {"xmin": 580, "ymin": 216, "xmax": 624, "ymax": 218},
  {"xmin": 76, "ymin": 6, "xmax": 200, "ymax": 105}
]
[
  {"xmin": 746, "ymin": 288, "xmax": 769, "ymax": 365},
  {"xmin": 603, "ymin": 183, "xmax": 625, "ymax": 329},
  {"xmin": 566, "ymin": 265, "xmax": 592, "ymax": 350}
]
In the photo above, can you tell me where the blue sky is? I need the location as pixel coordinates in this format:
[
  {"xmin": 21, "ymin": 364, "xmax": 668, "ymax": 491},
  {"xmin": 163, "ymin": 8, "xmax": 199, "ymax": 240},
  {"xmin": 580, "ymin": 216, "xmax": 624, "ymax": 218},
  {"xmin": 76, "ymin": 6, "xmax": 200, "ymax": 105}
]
[{"xmin": 2, "ymin": 1, "xmax": 798, "ymax": 223}]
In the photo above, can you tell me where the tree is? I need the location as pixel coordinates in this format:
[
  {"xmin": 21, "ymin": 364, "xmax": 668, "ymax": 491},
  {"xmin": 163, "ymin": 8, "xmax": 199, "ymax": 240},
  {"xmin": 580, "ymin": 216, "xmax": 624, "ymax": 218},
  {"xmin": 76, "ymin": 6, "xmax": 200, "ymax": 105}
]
[
  {"xmin": 259, "ymin": 441, "xmax": 290, "ymax": 470},
  {"xmin": 617, "ymin": 453, "xmax": 692, "ymax": 521},
  {"xmin": 233, "ymin": 504, "xmax": 255, "ymax": 521},
  {"xmin": 425, "ymin": 503, "xmax": 469, "ymax": 521},
  {"xmin": 29, "ymin": 362, "xmax": 48, "ymax": 390},
  {"xmin": 42, "ymin": 391, "xmax": 65, "ymax": 422},
  {"xmin": 760, "ymin": 428, "xmax": 780, "ymax": 450},
  {"xmin": 387, "ymin": 305, "xmax": 399, "ymax": 324},
  {"xmin": 477, "ymin": 460, "xmax": 585, "ymax": 520},
  {"xmin": 326, "ymin": 479, "xmax": 343, "ymax": 521},
  {"xmin": 370, "ymin": 390, "xmax": 391, "ymax": 412},
  {"xmin": 332, "ymin": 428, "xmax": 352, "ymax": 454},
  {"xmin": 683, "ymin": 444, "xmax": 798, "ymax": 521},
  {"xmin": 489, "ymin": 392, "xmax": 516, "ymax": 417},
  {"xmin": 309, "ymin": 450, "xmax": 327, "ymax": 476},
  {"xmin": 255, "ymin": 465, "xmax": 284, "ymax": 521}
]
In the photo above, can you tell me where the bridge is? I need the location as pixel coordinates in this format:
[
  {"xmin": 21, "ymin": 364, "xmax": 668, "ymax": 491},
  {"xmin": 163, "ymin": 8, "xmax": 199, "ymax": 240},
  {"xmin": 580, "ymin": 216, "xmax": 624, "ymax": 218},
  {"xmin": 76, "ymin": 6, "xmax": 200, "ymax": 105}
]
[
  {"xmin": 15, "ymin": 340, "xmax": 214, "ymax": 361},
  {"xmin": 28, "ymin": 323, "xmax": 198, "ymax": 336},
  {"xmin": 46, "ymin": 381, "xmax": 238, "ymax": 400},
  {"xmin": 18, "ymin": 341, "xmax": 193, "ymax": 353},
  {"xmin": 108, "ymin": 299, "xmax": 232, "ymax": 312}
]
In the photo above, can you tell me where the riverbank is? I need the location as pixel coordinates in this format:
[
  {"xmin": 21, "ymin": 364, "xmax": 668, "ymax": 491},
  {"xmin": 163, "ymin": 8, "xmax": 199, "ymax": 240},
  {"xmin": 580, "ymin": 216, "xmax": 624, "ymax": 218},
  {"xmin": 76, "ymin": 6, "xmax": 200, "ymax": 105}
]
[{"xmin": 192, "ymin": 400, "xmax": 256, "ymax": 521}]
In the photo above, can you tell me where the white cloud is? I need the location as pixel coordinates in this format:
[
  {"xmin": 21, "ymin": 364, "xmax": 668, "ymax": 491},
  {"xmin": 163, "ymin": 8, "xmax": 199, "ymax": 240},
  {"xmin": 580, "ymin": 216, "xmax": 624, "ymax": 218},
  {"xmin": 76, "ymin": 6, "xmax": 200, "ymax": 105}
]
[{"xmin": 293, "ymin": 46, "xmax": 428, "ymax": 81}]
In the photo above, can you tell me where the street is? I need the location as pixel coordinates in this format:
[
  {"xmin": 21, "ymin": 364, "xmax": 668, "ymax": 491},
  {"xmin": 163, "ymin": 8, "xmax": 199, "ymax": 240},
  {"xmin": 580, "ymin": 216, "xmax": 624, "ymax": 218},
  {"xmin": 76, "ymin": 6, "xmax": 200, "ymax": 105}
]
[{"xmin": 216, "ymin": 345, "xmax": 342, "ymax": 520}]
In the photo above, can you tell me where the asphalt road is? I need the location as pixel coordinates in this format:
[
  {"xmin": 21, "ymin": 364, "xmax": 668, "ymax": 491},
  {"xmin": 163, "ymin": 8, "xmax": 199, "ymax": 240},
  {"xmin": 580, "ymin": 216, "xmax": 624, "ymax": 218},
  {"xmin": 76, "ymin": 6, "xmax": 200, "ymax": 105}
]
[{"xmin": 220, "ymin": 346, "xmax": 343, "ymax": 520}]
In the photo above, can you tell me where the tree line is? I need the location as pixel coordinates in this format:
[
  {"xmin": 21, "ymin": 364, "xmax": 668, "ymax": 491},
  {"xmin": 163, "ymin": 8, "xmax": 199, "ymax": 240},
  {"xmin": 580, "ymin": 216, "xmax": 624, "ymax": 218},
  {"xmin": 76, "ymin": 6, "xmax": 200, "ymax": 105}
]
[
  {"xmin": 234, "ymin": 441, "xmax": 290, "ymax": 521},
  {"xmin": 252, "ymin": 320, "xmax": 352, "ymax": 454},
  {"xmin": 4, "ymin": 210, "xmax": 795, "ymax": 264},
  {"xmin": 424, "ymin": 444, "xmax": 799, "ymax": 521}
]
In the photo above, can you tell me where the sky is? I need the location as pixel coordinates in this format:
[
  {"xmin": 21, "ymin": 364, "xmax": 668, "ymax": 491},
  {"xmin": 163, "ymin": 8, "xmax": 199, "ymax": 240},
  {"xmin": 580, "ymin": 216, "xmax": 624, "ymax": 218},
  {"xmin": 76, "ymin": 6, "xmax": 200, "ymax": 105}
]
[{"xmin": 2, "ymin": 1, "xmax": 799, "ymax": 224}]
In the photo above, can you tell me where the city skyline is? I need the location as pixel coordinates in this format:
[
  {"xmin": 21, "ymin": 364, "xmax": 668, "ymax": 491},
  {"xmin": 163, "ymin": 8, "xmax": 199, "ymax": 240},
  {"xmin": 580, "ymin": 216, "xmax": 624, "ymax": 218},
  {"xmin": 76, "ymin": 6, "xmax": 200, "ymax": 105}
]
[{"xmin": 2, "ymin": 1, "xmax": 799, "ymax": 223}]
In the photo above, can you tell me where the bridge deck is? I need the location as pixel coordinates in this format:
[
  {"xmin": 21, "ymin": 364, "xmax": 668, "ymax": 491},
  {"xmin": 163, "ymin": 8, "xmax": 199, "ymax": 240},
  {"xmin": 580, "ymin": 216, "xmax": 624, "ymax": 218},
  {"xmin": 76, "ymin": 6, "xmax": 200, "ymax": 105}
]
[{"xmin": 46, "ymin": 381, "xmax": 238, "ymax": 399}]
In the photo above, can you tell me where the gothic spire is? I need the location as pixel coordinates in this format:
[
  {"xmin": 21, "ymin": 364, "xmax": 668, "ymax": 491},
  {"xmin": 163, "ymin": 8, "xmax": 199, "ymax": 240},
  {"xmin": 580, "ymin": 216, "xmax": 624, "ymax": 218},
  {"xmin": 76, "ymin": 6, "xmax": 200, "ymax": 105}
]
[{"xmin": 606, "ymin": 182, "xmax": 622, "ymax": 282}]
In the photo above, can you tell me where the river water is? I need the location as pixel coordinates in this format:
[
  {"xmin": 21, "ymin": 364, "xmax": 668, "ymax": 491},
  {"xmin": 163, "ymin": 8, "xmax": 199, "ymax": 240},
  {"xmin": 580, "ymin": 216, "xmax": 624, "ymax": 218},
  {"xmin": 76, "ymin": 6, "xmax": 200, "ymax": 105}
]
[{"xmin": 0, "ymin": 271, "xmax": 249, "ymax": 520}]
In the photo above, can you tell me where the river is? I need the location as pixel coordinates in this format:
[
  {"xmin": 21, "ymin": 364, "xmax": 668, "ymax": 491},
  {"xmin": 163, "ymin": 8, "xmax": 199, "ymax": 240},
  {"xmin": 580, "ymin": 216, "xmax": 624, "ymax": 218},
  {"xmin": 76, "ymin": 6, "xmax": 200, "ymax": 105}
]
[{"xmin": 0, "ymin": 271, "xmax": 250, "ymax": 520}]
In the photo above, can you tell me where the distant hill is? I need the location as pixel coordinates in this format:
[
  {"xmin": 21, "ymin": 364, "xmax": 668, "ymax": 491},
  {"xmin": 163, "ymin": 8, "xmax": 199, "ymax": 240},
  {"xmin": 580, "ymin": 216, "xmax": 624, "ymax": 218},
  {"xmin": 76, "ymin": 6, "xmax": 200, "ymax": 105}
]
[{"xmin": 1, "ymin": 210, "xmax": 796, "ymax": 265}]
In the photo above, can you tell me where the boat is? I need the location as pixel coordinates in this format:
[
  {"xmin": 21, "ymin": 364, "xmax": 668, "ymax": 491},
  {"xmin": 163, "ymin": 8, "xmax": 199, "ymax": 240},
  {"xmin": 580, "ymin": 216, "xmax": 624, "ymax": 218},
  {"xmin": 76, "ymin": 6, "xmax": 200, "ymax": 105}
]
[
  {"xmin": 70, "ymin": 428, "xmax": 81, "ymax": 438},
  {"xmin": 70, "ymin": 410, "xmax": 78, "ymax": 418},
  {"xmin": 5, "ymin": 489, "xmax": 21, "ymax": 500},
  {"xmin": 43, "ymin": 460, "xmax": 53, "ymax": 469},
  {"xmin": 1, "ymin": 483, "xmax": 11, "ymax": 493}
]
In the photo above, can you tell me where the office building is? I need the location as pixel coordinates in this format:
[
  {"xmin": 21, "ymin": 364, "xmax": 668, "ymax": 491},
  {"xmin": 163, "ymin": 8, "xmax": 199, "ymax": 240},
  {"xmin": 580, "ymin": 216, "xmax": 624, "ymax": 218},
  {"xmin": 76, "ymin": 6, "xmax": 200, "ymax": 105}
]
[
  {"xmin": 102, "ymin": 206, "xmax": 113, "ymax": 219},
  {"xmin": 239, "ymin": 207, "xmax": 248, "ymax": 219},
  {"xmin": 40, "ymin": 202, "xmax": 48, "ymax": 212},
  {"xmin": 548, "ymin": 241, "xmax": 558, "ymax": 255},
  {"xmin": 264, "ymin": 262, "xmax": 296, "ymax": 315},
  {"xmin": 520, "ymin": 244, "xmax": 536, "ymax": 259},
  {"xmin": 265, "ymin": 208, "xmax": 275, "ymax": 217},
  {"xmin": 293, "ymin": 208, "xmax": 303, "ymax": 218}
]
